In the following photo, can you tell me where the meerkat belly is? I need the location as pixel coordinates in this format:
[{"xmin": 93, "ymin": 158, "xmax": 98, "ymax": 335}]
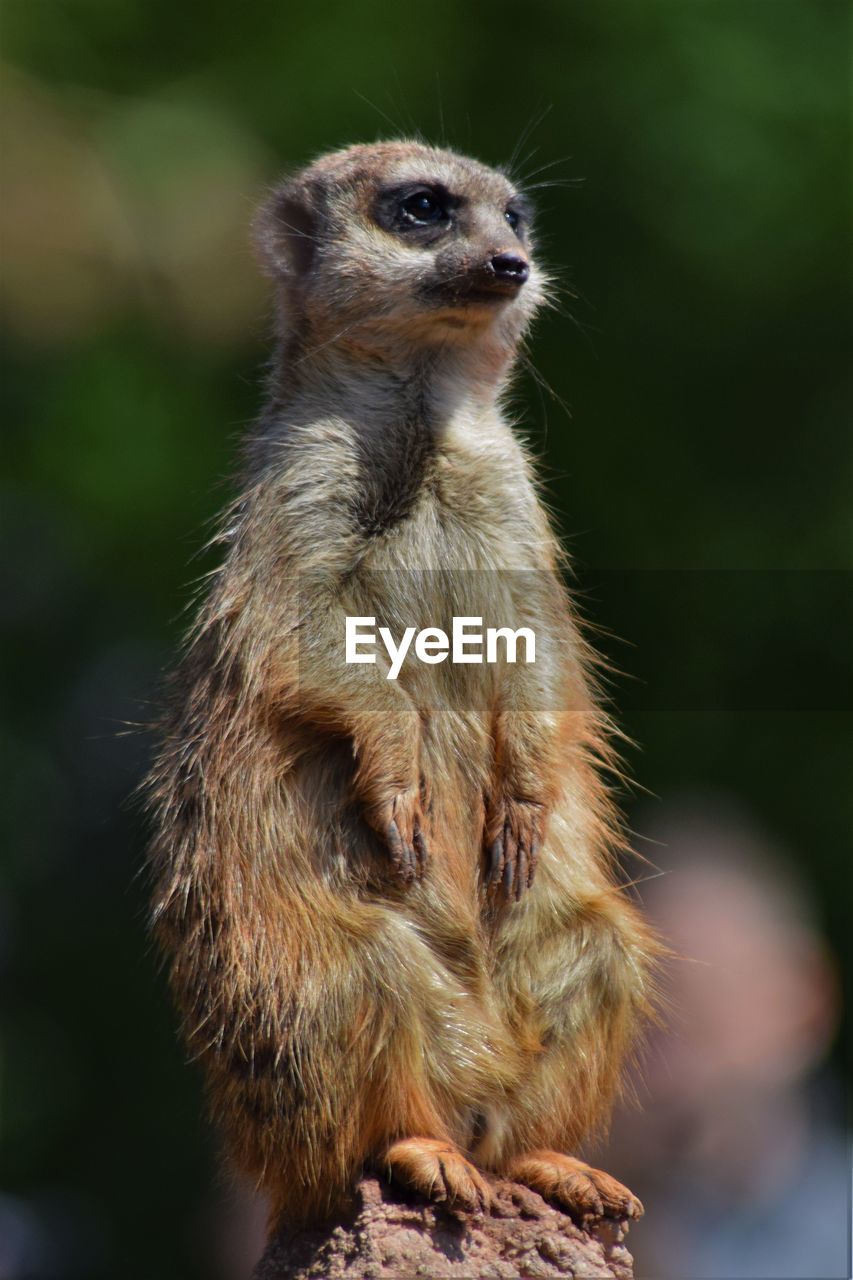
[{"xmin": 350, "ymin": 499, "xmax": 527, "ymax": 879}]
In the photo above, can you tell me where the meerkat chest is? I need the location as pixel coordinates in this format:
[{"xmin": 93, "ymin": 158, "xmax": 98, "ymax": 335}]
[
  {"xmin": 350, "ymin": 416, "xmax": 550, "ymax": 704},
  {"xmin": 362, "ymin": 410, "xmax": 541, "ymax": 570},
  {"xmin": 361, "ymin": 477, "xmax": 532, "ymax": 574},
  {"xmin": 414, "ymin": 455, "xmax": 541, "ymax": 573}
]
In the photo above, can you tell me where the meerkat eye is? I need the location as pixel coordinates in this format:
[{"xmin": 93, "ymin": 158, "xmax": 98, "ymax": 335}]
[
  {"xmin": 505, "ymin": 206, "xmax": 522, "ymax": 235},
  {"xmin": 399, "ymin": 190, "xmax": 449, "ymax": 226}
]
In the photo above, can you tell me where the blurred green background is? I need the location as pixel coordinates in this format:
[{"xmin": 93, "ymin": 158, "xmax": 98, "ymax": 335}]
[{"xmin": 1, "ymin": 2, "xmax": 849, "ymax": 1277}]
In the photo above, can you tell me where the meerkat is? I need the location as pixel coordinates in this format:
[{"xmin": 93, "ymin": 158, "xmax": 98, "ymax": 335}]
[{"xmin": 146, "ymin": 140, "xmax": 659, "ymax": 1232}]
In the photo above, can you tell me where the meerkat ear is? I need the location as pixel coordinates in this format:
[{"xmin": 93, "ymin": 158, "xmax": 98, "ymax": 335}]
[{"xmin": 253, "ymin": 178, "xmax": 321, "ymax": 279}]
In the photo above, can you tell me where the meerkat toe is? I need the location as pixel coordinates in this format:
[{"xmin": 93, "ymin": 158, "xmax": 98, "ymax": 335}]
[
  {"xmin": 412, "ymin": 825, "xmax": 429, "ymax": 876},
  {"xmin": 382, "ymin": 787, "xmax": 429, "ymax": 881},
  {"xmin": 486, "ymin": 829, "xmax": 507, "ymax": 892},
  {"xmin": 584, "ymin": 1164, "xmax": 644, "ymax": 1220},
  {"xmin": 440, "ymin": 1153, "xmax": 492, "ymax": 1212},
  {"xmin": 505, "ymin": 1151, "xmax": 641, "ymax": 1224},
  {"xmin": 384, "ymin": 1138, "xmax": 491, "ymax": 1213},
  {"xmin": 484, "ymin": 801, "xmax": 544, "ymax": 903},
  {"xmin": 385, "ymin": 820, "xmax": 415, "ymax": 880}
]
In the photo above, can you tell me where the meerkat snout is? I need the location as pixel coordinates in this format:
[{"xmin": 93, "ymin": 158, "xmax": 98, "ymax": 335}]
[{"xmin": 488, "ymin": 251, "xmax": 530, "ymax": 285}]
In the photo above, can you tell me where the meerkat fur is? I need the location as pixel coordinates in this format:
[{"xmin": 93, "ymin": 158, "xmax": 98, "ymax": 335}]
[{"xmin": 146, "ymin": 140, "xmax": 659, "ymax": 1231}]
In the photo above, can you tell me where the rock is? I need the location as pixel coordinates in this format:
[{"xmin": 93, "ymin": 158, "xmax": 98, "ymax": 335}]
[{"xmin": 253, "ymin": 1176, "xmax": 635, "ymax": 1279}]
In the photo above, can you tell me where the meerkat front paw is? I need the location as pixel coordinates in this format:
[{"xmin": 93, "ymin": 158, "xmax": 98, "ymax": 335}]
[
  {"xmin": 484, "ymin": 797, "xmax": 544, "ymax": 901},
  {"xmin": 504, "ymin": 1150, "xmax": 643, "ymax": 1224},
  {"xmin": 368, "ymin": 784, "xmax": 428, "ymax": 881},
  {"xmin": 383, "ymin": 1137, "xmax": 493, "ymax": 1213}
]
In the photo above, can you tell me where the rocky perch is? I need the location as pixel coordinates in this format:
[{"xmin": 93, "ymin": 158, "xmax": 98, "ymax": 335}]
[{"xmin": 253, "ymin": 1176, "xmax": 636, "ymax": 1279}]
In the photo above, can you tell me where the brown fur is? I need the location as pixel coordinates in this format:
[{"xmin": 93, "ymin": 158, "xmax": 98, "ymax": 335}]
[{"xmin": 145, "ymin": 141, "xmax": 659, "ymax": 1231}]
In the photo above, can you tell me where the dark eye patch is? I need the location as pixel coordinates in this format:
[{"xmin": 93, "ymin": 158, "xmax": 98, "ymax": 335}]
[
  {"xmin": 400, "ymin": 190, "xmax": 448, "ymax": 225},
  {"xmin": 374, "ymin": 182, "xmax": 457, "ymax": 236},
  {"xmin": 505, "ymin": 194, "xmax": 532, "ymax": 236}
]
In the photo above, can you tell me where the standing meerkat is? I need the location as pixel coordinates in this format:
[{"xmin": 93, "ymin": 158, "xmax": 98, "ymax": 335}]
[{"xmin": 146, "ymin": 140, "xmax": 659, "ymax": 1232}]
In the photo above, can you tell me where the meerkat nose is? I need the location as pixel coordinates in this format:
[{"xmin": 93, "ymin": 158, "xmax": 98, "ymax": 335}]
[{"xmin": 489, "ymin": 252, "xmax": 530, "ymax": 285}]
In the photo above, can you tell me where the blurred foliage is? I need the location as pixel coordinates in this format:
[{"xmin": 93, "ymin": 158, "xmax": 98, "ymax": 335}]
[{"xmin": 0, "ymin": 2, "xmax": 849, "ymax": 1277}]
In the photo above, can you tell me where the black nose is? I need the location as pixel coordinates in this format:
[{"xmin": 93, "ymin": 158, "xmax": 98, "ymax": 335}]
[{"xmin": 490, "ymin": 252, "xmax": 529, "ymax": 284}]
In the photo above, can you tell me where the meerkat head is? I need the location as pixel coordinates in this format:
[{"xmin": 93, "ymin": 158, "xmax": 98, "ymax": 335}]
[{"xmin": 255, "ymin": 141, "xmax": 547, "ymax": 360}]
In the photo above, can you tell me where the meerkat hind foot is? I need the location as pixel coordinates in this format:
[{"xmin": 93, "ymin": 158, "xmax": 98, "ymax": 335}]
[
  {"xmin": 383, "ymin": 1137, "xmax": 492, "ymax": 1213},
  {"xmin": 504, "ymin": 1150, "xmax": 643, "ymax": 1223}
]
